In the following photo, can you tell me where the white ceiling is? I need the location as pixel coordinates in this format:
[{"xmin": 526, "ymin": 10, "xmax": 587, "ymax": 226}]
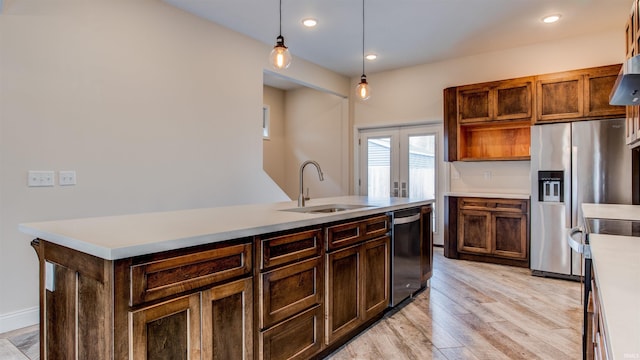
[{"xmin": 163, "ymin": 0, "xmax": 631, "ymax": 78}]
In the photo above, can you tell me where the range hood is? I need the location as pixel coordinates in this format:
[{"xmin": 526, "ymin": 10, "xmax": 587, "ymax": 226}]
[{"xmin": 610, "ymin": 55, "xmax": 640, "ymax": 106}]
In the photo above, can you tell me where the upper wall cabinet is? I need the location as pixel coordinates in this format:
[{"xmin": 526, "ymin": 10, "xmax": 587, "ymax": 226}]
[
  {"xmin": 445, "ymin": 63, "xmax": 624, "ymax": 161},
  {"xmin": 622, "ymin": 0, "xmax": 640, "ymax": 147},
  {"xmin": 458, "ymin": 78, "xmax": 533, "ymax": 124},
  {"xmin": 534, "ymin": 64, "xmax": 624, "ymax": 124}
]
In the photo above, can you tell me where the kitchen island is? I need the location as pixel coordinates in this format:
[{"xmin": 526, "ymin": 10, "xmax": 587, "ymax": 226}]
[{"xmin": 20, "ymin": 196, "xmax": 434, "ymax": 360}]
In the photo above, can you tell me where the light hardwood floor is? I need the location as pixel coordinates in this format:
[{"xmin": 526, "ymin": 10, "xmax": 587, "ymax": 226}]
[
  {"xmin": 0, "ymin": 247, "xmax": 582, "ymax": 360},
  {"xmin": 327, "ymin": 247, "xmax": 583, "ymax": 360}
]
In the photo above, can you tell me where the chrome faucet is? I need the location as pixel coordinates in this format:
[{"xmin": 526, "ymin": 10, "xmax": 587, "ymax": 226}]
[{"xmin": 298, "ymin": 160, "xmax": 324, "ymax": 207}]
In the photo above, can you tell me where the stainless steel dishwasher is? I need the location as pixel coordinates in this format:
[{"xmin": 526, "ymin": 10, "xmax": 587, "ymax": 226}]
[{"xmin": 391, "ymin": 207, "xmax": 422, "ymax": 306}]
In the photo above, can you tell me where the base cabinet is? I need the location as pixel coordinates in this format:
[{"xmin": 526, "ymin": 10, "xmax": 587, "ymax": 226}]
[
  {"xmin": 325, "ymin": 235, "xmax": 391, "ymax": 345},
  {"xmin": 31, "ymin": 209, "xmax": 430, "ymax": 360},
  {"xmin": 445, "ymin": 196, "xmax": 530, "ymax": 267}
]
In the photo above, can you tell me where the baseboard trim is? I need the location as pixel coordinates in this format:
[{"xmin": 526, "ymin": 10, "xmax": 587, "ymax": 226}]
[{"xmin": 0, "ymin": 307, "xmax": 39, "ymax": 334}]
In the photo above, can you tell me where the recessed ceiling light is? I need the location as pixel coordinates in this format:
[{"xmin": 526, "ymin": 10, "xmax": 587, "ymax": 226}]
[
  {"xmin": 365, "ymin": 54, "xmax": 377, "ymax": 61},
  {"xmin": 302, "ymin": 18, "xmax": 317, "ymax": 27},
  {"xmin": 542, "ymin": 14, "xmax": 561, "ymax": 24}
]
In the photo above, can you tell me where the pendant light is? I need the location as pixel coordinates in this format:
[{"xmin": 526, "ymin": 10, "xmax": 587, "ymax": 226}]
[
  {"xmin": 270, "ymin": 0, "xmax": 292, "ymax": 70},
  {"xmin": 355, "ymin": 0, "xmax": 371, "ymax": 100}
]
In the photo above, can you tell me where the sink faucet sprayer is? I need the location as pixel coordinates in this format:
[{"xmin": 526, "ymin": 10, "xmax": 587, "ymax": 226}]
[{"xmin": 298, "ymin": 160, "xmax": 324, "ymax": 207}]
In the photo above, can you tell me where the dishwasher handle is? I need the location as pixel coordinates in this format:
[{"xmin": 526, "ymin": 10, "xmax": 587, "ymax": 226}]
[{"xmin": 393, "ymin": 213, "xmax": 421, "ymax": 225}]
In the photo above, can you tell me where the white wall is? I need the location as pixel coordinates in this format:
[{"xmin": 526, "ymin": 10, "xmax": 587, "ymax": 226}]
[
  {"xmin": 352, "ymin": 31, "xmax": 626, "ymax": 245},
  {"xmin": 263, "ymin": 86, "xmax": 287, "ymax": 189},
  {"xmin": 0, "ymin": 0, "xmax": 349, "ymax": 332},
  {"xmin": 283, "ymin": 88, "xmax": 348, "ymax": 200}
]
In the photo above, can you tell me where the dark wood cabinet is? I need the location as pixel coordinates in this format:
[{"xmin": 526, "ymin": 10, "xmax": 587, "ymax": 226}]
[
  {"xmin": 534, "ymin": 65, "xmax": 624, "ymax": 124},
  {"xmin": 445, "ymin": 64, "xmax": 624, "ymax": 161},
  {"xmin": 256, "ymin": 228, "xmax": 324, "ymax": 360},
  {"xmin": 445, "ymin": 196, "xmax": 530, "ymax": 267},
  {"xmin": 31, "ymin": 208, "xmax": 430, "ymax": 360},
  {"xmin": 420, "ymin": 205, "xmax": 434, "ymax": 286},
  {"xmin": 622, "ymin": 1, "xmax": 640, "ymax": 147},
  {"xmin": 325, "ymin": 215, "xmax": 391, "ymax": 346},
  {"xmin": 457, "ymin": 78, "xmax": 533, "ymax": 124},
  {"xmin": 326, "ymin": 244, "xmax": 361, "ymax": 344}
]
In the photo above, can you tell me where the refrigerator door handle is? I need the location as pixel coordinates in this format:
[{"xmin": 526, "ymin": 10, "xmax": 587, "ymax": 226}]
[{"xmin": 571, "ymin": 145, "xmax": 578, "ymax": 228}]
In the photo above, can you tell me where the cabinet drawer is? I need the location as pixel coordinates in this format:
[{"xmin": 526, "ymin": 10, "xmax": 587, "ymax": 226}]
[
  {"xmin": 259, "ymin": 256, "xmax": 323, "ymax": 329},
  {"xmin": 130, "ymin": 242, "xmax": 252, "ymax": 306},
  {"xmin": 258, "ymin": 229, "xmax": 322, "ymax": 270},
  {"xmin": 326, "ymin": 215, "xmax": 390, "ymax": 251},
  {"xmin": 459, "ymin": 197, "xmax": 527, "ymax": 213},
  {"xmin": 259, "ymin": 304, "xmax": 323, "ymax": 360}
]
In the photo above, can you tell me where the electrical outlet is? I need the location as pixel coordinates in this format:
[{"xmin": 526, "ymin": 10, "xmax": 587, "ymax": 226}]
[
  {"xmin": 28, "ymin": 171, "xmax": 55, "ymax": 187},
  {"xmin": 483, "ymin": 171, "xmax": 492, "ymax": 180},
  {"xmin": 59, "ymin": 171, "xmax": 77, "ymax": 186}
]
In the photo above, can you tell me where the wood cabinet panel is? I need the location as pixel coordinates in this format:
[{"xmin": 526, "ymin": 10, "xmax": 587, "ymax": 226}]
[
  {"xmin": 492, "ymin": 212, "xmax": 527, "ymax": 259},
  {"xmin": 458, "ymin": 86, "xmax": 491, "ymax": 123},
  {"xmin": 259, "ymin": 305, "xmax": 323, "ymax": 360},
  {"xmin": 131, "ymin": 293, "xmax": 201, "ymax": 360},
  {"xmin": 258, "ymin": 229, "xmax": 322, "ymax": 270},
  {"xmin": 495, "ymin": 81, "xmax": 532, "ymax": 121},
  {"xmin": 458, "ymin": 209, "xmax": 491, "ymax": 254},
  {"xmin": 326, "ymin": 215, "xmax": 390, "ymax": 251},
  {"xmin": 449, "ymin": 197, "xmax": 530, "ymax": 267},
  {"xmin": 584, "ymin": 67, "xmax": 623, "ymax": 118},
  {"xmin": 420, "ymin": 205, "xmax": 434, "ymax": 285},
  {"xmin": 536, "ymin": 75, "xmax": 584, "ymax": 122},
  {"xmin": 326, "ymin": 244, "xmax": 360, "ymax": 344},
  {"xmin": 259, "ymin": 256, "xmax": 323, "ymax": 329},
  {"xmin": 361, "ymin": 236, "xmax": 390, "ymax": 320},
  {"xmin": 202, "ymin": 277, "xmax": 253, "ymax": 360},
  {"xmin": 130, "ymin": 242, "xmax": 252, "ymax": 306}
]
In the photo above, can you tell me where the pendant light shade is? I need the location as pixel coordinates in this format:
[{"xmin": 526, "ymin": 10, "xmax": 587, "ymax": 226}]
[
  {"xmin": 356, "ymin": 0, "xmax": 370, "ymax": 100},
  {"xmin": 356, "ymin": 74, "xmax": 371, "ymax": 100},
  {"xmin": 270, "ymin": 0, "xmax": 292, "ymax": 70}
]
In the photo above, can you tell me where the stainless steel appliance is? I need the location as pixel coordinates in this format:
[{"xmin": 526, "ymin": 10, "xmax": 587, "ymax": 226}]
[
  {"xmin": 391, "ymin": 207, "xmax": 422, "ymax": 306},
  {"xmin": 530, "ymin": 118, "xmax": 631, "ymax": 278}
]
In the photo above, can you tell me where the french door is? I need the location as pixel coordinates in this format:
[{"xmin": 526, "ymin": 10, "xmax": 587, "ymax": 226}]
[{"xmin": 358, "ymin": 125, "xmax": 437, "ymax": 201}]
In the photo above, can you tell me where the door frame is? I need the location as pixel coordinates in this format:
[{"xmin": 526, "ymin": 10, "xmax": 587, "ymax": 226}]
[{"xmin": 353, "ymin": 122, "xmax": 444, "ymax": 245}]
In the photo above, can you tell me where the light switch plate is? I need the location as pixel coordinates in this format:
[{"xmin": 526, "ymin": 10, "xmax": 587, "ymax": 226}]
[{"xmin": 28, "ymin": 171, "xmax": 55, "ymax": 187}]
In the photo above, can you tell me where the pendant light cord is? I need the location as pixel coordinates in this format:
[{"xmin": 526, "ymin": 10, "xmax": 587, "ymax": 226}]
[
  {"xmin": 279, "ymin": 0, "xmax": 283, "ymax": 37},
  {"xmin": 361, "ymin": 0, "xmax": 365, "ymax": 76}
]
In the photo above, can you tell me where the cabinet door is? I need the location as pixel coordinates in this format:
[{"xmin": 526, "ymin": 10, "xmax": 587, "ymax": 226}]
[
  {"xmin": 492, "ymin": 212, "xmax": 528, "ymax": 259},
  {"xmin": 201, "ymin": 277, "xmax": 253, "ymax": 360},
  {"xmin": 494, "ymin": 79, "xmax": 533, "ymax": 121},
  {"xmin": 325, "ymin": 245, "xmax": 360, "ymax": 345},
  {"xmin": 458, "ymin": 209, "xmax": 491, "ymax": 254},
  {"xmin": 583, "ymin": 65, "xmax": 625, "ymax": 118},
  {"xmin": 536, "ymin": 74, "xmax": 584, "ymax": 123},
  {"xmin": 361, "ymin": 236, "xmax": 390, "ymax": 321},
  {"xmin": 259, "ymin": 305, "xmax": 323, "ymax": 360},
  {"xmin": 458, "ymin": 85, "xmax": 492, "ymax": 123},
  {"xmin": 131, "ymin": 293, "xmax": 201, "ymax": 360},
  {"xmin": 259, "ymin": 256, "xmax": 323, "ymax": 329}
]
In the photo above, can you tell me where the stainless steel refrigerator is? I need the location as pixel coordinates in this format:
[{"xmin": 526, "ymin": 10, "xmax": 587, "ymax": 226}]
[{"xmin": 530, "ymin": 118, "xmax": 631, "ymax": 278}]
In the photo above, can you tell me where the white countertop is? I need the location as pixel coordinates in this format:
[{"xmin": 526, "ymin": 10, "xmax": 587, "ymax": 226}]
[
  {"xmin": 19, "ymin": 196, "xmax": 433, "ymax": 260},
  {"xmin": 582, "ymin": 203, "xmax": 640, "ymax": 221},
  {"xmin": 588, "ymin": 234, "xmax": 640, "ymax": 359},
  {"xmin": 444, "ymin": 191, "xmax": 530, "ymax": 200}
]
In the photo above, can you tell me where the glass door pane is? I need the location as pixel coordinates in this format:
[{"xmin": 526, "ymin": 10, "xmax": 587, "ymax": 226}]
[
  {"xmin": 367, "ymin": 137, "xmax": 391, "ymax": 198},
  {"xmin": 408, "ymin": 134, "xmax": 436, "ymax": 199}
]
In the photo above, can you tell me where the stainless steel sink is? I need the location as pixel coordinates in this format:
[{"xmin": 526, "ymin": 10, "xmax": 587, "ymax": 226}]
[{"xmin": 280, "ymin": 204, "xmax": 371, "ymax": 214}]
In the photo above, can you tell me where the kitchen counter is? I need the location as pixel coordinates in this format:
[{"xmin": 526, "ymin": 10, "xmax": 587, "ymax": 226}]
[
  {"xmin": 444, "ymin": 191, "xmax": 530, "ymax": 200},
  {"xmin": 588, "ymin": 234, "xmax": 640, "ymax": 359},
  {"xmin": 582, "ymin": 203, "xmax": 640, "ymax": 221},
  {"xmin": 19, "ymin": 196, "xmax": 433, "ymax": 260}
]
